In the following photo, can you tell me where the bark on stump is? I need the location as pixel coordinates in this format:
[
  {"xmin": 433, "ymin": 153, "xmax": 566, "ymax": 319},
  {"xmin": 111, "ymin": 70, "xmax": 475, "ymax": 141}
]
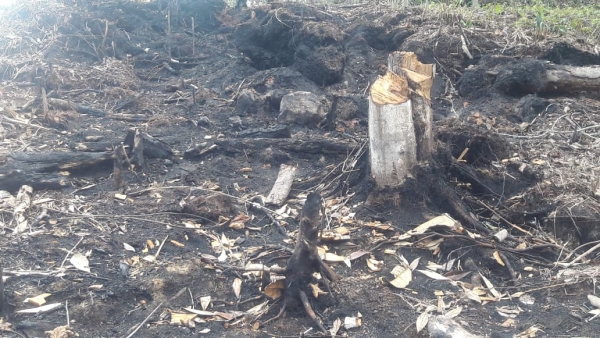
[{"xmin": 368, "ymin": 52, "xmax": 435, "ymax": 186}]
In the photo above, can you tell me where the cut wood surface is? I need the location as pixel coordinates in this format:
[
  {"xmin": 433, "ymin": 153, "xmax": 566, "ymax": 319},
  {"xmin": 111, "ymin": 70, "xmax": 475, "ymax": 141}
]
[{"xmin": 369, "ymin": 52, "xmax": 435, "ymax": 186}]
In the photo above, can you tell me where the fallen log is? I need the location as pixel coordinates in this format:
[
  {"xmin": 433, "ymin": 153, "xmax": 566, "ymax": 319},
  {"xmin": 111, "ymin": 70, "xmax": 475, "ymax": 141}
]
[
  {"xmin": 0, "ymin": 152, "xmax": 113, "ymax": 192},
  {"xmin": 214, "ymin": 137, "xmax": 359, "ymax": 155}
]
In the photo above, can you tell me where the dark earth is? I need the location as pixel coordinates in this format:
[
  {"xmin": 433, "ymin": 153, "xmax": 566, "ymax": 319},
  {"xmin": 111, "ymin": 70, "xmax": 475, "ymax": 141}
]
[{"xmin": 1, "ymin": 0, "xmax": 600, "ymax": 337}]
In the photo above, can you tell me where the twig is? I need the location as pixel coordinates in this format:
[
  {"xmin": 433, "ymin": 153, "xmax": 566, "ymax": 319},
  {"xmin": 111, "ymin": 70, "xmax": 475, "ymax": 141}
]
[
  {"xmin": 65, "ymin": 300, "xmax": 70, "ymax": 327},
  {"xmin": 154, "ymin": 235, "xmax": 169, "ymax": 259},
  {"xmin": 558, "ymin": 242, "xmax": 600, "ymax": 268},
  {"xmin": 124, "ymin": 301, "xmax": 164, "ymax": 338},
  {"xmin": 59, "ymin": 236, "xmax": 85, "ymax": 270},
  {"xmin": 476, "ymin": 200, "xmax": 532, "ymax": 235}
]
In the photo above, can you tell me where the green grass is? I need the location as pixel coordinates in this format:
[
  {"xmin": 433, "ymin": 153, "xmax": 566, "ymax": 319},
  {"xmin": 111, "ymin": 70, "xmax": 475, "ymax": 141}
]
[{"xmin": 423, "ymin": 0, "xmax": 600, "ymax": 43}]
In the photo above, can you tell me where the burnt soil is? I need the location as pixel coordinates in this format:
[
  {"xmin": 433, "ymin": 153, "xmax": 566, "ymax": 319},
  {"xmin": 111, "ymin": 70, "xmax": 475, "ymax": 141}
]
[{"xmin": 1, "ymin": 0, "xmax": 600, "ymax": 337}]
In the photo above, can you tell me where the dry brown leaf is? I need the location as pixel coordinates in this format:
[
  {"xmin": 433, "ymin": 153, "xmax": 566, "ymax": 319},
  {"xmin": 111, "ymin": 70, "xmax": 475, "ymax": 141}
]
[
  {"xmin": 333, "ymin": 227, "xmax": 350, "ymax": 235},
  {"xmin": 323, "ymin": 252, "xmax": 345, "ymax": 263},
  {"xmin": 480, "ymin": 273, "xmax": 501, "ymax": 299},
  {"xmin": 416, "ymin": 311, "xmax": 429, "ymax": 333},
  {"xmin": 70, "ymin": 253, "xmax": 90, "ymax": 273},
  {"xmin": 200, "ymin": 296, "xmax": 211, "ymax": 310},
  {"xmin": 44, "ymin": 325, "xmax": 79, "ymax": 338},
  {"xmin": 501, "ymin": 318, "xmax": 516, "ymax": 327},
  {"xmin": 330, "ymin": 318, "xmax": 342, "ymax": 336},
  {"xmin": 409, "ymin": 257, "xmax": 420, "ymax": 271},
  {"xmin": 24, "ymin": 293, "xmax": 52, "ymax": 307},
  {"xmin": 170, "ymin": 240, "xmax": 185, "ymax": 247},
  {"xmin": 366, "ymin": 258, "xmax": 383, "ymax": 272},
  {"xmin": 493, "ymin": 251, "xmax": 505, "ymax": 266},
  {"xmin": 347, "ymin": 250, "xmax": 370, "ymax": 261},
  {"xmin": 123, "ymin": 243, "xmax": 135, "ymax": 252},
  {"xmin": 170, "ymin": 311, "xmax": 197, "ymax": 327},
  {"xmin": 389, "ymin": 266, "xmax": 412, "ymax": 289},
  {"xmin": 309, "ymin": 283, "xmax": 328, "ymax": 298},
  {"xmin": 417, "ymin": 269, "xmax": 449, "ymax": 281},
  {"xmin": 245, "ymin": 301, "xmax": 268, "ymax": 315},
  {"xmin": 232, "ymin": 278, "xmax": 242, "ymax": 298},
  {"xmin": 263, "ymin": 279, "xmax": 285, "ymax": 299},
  {"xmin": 446, "ymin": 306, "xmax": 462, "ymax": 318}
]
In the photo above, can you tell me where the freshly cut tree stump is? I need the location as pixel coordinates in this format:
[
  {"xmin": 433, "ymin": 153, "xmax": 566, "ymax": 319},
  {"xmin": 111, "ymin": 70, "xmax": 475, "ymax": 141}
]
[
  {"xmin": 368, "ymin": 52, "xmax": 435, "ymax": 186},
  {"xmin": 262, "ymin": 191, "xmax": 340, "ymax": 332}
]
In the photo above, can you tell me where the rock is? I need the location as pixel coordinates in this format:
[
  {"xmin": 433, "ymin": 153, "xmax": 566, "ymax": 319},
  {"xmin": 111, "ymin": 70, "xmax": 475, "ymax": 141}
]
[
  {"xmin": 235, "ymin": 88, "xmax": 261, "ymax": 114},
  {"xmin": 427, "ymin": 315, "xmax": 481, "ymax": 338},
  {"xmin": 265, "ymin": 89, "xmax": 289, "ymax": 111},
  {"xmin": 197, "ymin": 116, "xmax": 211, "ymax": 127},
  {"xmin": 278, "ymin": 91, "xmax": 329, "ymax": 126}
]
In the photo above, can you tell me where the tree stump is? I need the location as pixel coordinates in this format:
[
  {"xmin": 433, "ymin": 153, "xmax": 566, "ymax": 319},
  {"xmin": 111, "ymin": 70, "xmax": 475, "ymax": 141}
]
[
  {"xmin": 262, "ymin": 191, "xmax": 340, "ymax": 332},
  {"xmin": 368, "ymin": 52, "xmax": 435, "ymax": 186}
]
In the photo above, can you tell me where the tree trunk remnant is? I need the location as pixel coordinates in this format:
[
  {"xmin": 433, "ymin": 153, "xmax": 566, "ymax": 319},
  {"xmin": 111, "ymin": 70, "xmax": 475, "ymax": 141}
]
[
  {"xmin": 262, "ymin": 191, "xmax": 340, "ymax": 332},
  {"xmin": 368, "ymin": 52, "xmax": 435, "ymax": 186}
]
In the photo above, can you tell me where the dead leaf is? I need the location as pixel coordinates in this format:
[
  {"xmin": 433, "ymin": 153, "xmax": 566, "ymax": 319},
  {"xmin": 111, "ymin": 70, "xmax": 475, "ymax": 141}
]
[
  {"xmin": 263, "ymin": 279, "xmax": 285, "ymax": 300},
  {"xmin": 493, "ymin": 251, "xmax": 505, "ymax": 266},
  {"xmin": 416, "ymin": 311, "xmax": 429, "ymax": 332},
  {"xmin": 446, "ymin": 306, "xmax": 462, "ymax": 318},
  {"xmin": 343, "ymin": 313, "xmax": 362, "ymax": 329},
  {"xmin": 232, "ymin": 278, "xmax": 242, "ymax": 298},
  {"xmin": 480, "ymin": 273, "xmax": 501, "ymax": 299},
  {"xmin": 170, "ymin": 311, "xmax": 197, "ymax": 327},
  {"xmin": 347, "ymin": 250, "xmax": 370, "ymax": 261},
  {"xmin": 200, "ymin": 296, "xmax": 211, "ymax": 310},
  {"xmin": 389, "ymin": 266, "xmax": 412, "ymax": 289},
  {"xmin": 501, "ymin": 318, "xmax": 516, "ymax": 328},
  {"xmin": 70, "ymin": 253, "xmax": 90, "ymax": 273},
  {"xmin": 409, "ymin": 257, "xmax": 420, "ymax": 270},
  {"xmin": 366, "ymin": 258, "xmax": 383, "ymax": 272},
  {"xmin": 333, "ymin": 227, "xmax": 350, "ymax": 235},
  {"xmin": 24, "ymin": 293, "xmax": 52, "ymax": 306},
  {"xmin": 245, "ymin": 301, "xmax": 268, "ymax": 316},
  {"xmin": 323, "ymin": 252, "xmax": 345, "ymax": 263},
  {"xmin": 330, "ymin": 318, "xmax": 342, "ymax": 336},
  {"xmin": 44, "ymin": 325, "xmax": 78, "ymax": 338},
  {"xmin": 310, "ymin": 283, "xmax": 327, "ymax": 298},
  {"xmin": 123, "ymin": 243, "xmax": 135, "ymax": 252},
  {"xmin": 417, "ymin": 269, "xmax": 449, "ymax": 281},
  {"xmin": 586, "ymin": 294, "xmax": 600, "ymax": 309}
]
